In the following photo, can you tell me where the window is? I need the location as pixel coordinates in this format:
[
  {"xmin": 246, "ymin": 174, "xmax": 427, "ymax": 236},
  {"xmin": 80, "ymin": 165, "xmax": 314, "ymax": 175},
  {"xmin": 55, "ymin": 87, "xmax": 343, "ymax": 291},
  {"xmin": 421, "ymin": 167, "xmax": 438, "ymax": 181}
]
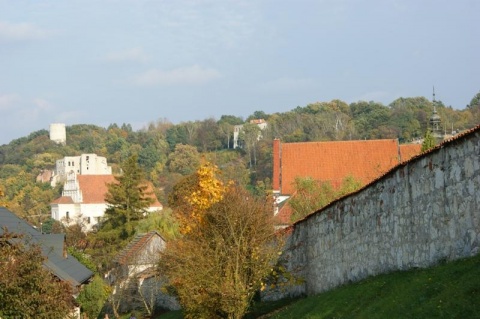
[{"xmin": 66, "ymin": 211, "xmax": 70, "ymax": 220}]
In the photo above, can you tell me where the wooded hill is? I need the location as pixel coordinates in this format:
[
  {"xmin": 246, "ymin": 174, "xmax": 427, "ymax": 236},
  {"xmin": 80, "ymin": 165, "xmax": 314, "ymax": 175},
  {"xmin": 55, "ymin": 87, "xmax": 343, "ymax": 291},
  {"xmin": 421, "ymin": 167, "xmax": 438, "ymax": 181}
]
[{"xmin": 1, "ymin": 94, "xmax": 479, "ymax": 225}]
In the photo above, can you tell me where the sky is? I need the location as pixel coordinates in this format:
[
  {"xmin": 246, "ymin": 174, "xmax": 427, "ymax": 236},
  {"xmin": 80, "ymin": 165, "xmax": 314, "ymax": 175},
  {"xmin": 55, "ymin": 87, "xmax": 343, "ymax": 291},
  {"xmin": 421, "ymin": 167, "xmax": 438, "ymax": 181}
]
[{"xmin": 0, "ymin": 0, "xmax": 479, "ymax": 145}]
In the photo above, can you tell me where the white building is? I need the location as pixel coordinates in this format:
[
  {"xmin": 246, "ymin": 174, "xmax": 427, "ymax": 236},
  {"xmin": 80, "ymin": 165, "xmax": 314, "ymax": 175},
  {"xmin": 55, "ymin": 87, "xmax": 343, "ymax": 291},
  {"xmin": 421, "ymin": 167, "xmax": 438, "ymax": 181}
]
[
  {"xmin": 51, "ymin": 174, "xmax": 163, "ymax": 231},
  {"xmin": 49, "ymin": 123, "xmax": 66, "ymax": 145},
  {"xmin": 233, "ymin": 119, "xmax": 268, "ymax": 149},
  {"xmin": 51, "ymin": 153, "xmax": 112, "ymax": 187}
]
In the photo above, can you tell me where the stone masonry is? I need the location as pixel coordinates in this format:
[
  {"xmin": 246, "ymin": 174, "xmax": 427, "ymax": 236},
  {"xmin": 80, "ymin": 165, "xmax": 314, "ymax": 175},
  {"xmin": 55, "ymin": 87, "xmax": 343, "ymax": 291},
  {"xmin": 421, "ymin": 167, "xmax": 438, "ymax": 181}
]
[{"xmin": 268, "ymin": 125, "xmax": 480, "ymax": 299}]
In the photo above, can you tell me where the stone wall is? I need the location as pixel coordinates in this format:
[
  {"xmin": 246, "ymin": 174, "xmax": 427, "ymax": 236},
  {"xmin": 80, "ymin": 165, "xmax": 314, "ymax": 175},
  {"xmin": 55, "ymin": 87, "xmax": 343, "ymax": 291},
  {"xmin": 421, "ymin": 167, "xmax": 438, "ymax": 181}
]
[{"xmin": 269, "ymin": 126, "xmax": 480, "ymax": 299}]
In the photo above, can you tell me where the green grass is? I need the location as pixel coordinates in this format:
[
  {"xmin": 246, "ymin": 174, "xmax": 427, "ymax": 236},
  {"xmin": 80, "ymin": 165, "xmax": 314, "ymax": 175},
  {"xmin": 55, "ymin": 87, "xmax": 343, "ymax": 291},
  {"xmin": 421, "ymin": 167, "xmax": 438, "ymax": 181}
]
[{"xmin": 155, "ymin": 253, "xmax": 480, "ymax": 318}]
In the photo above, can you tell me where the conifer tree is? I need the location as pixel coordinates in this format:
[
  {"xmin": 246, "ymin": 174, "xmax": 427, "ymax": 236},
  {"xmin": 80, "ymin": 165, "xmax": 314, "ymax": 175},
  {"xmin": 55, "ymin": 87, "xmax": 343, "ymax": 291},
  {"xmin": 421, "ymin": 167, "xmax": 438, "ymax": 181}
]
[
  {"xmin": 421, "ymin": 128, "xmax": 436, "ymax": 152},
  {"xmin": 104, "ymin": 154, "xmax": 153, "ymax": 230},
  {"xmin": 89, "ymin": 155, "xmax": 154, "ymax": 271}
]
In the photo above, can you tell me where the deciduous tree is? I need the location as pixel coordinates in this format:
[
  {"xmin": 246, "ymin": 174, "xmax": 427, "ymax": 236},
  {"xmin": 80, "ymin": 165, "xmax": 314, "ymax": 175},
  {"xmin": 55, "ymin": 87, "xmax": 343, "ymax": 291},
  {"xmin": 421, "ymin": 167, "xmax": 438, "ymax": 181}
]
[
  {"xmin": 169, "ymin": 161, "xmax": 225, "ymax": 234},
  {"xmin": 289, "ymin": 177, "xmax": 336, "ymax": 222},
  {"xmin": 289, "ymin": 175, "xmax": 363, "ymax": 222},
  {"xmin": 166, "ymin": 144, "xmax": 201, "ymax": 176},
  {"xmin": 421, "ymin": 128, "xmax": 436, "ymax": 152},
  {"xmin": 0, "ymin": 231, "xmax": 74, "ymax": 318},
  {"xmin": 160, "ymin": 185, "xmax": 282, "ymax": 319}
]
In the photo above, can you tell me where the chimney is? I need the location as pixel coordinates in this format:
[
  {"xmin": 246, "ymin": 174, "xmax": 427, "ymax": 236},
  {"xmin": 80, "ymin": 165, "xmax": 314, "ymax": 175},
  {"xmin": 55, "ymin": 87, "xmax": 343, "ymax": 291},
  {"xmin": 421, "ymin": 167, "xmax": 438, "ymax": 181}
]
[{"xmin": 272, "ymin": 139, "xmax": 281, "ymax": 194}]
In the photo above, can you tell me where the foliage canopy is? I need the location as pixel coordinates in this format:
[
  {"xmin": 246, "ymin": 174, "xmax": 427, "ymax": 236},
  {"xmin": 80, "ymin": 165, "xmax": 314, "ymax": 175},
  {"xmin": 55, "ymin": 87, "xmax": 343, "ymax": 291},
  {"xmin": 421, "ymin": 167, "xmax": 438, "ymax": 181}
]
[{"xmin": 161, "ymin": 170, "xmax": 283, "ymax": 319}]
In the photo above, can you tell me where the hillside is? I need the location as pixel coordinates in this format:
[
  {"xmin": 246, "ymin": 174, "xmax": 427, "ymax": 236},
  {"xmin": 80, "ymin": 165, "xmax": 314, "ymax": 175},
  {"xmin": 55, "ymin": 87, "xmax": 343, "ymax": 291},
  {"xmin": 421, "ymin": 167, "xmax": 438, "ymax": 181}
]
[
  {"xmin": 264, "ymin": 252, "xmax": 480, "ymax": 319},
  {"xmin": 158, "ymin": 253, "xmax": 480, "ymax": 319},
  {"xmin": 1, "ymin": 95, "xmax": 479, "ymax": 223}
]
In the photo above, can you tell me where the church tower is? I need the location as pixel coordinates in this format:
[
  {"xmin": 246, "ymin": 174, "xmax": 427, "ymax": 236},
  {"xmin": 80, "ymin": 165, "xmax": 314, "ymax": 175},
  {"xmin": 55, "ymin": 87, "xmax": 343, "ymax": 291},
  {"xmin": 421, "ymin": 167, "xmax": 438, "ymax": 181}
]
[{"xmin": 429, "ymin": 87, "xmax": 443, "ymax": 143}]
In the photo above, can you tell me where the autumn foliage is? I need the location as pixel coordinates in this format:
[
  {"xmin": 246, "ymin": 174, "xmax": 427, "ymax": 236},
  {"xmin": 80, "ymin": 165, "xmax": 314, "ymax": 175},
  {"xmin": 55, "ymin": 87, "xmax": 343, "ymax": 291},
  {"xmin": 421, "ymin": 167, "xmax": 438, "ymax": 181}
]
[
  {"xmin": 0, "ymin": 231, "xmax": 74, "ymax": 318},
  {"xmin": 169, "ymin": 161, "xmax": 225, "ymax": 234},
  {"xmin": 161, "ymin": 163, "xmax": 283, "ymax": 319}
]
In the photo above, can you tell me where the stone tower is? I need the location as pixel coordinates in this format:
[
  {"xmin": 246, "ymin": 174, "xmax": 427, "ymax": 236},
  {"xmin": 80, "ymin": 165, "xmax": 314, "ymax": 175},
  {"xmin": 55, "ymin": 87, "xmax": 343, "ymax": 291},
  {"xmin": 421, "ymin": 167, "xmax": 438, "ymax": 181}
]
[
  {"xmin": 49, "ymin": 123, "xmax": 66, "ymax": 145},
  {"xmin": 429, "ymin": 87, "xmax": 443, "ymax": 143}
]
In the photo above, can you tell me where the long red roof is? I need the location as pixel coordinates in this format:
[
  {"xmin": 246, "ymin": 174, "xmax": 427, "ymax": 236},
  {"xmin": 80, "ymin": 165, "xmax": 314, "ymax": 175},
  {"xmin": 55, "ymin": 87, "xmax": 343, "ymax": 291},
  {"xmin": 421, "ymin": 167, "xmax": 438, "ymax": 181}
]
[
  {"xmin": 52, "ymin": 175, "xmax": 162, "ymax": 208},
  {"xmin": 275, "ymin": 139, "xmax": 421, "ymax": 195}
]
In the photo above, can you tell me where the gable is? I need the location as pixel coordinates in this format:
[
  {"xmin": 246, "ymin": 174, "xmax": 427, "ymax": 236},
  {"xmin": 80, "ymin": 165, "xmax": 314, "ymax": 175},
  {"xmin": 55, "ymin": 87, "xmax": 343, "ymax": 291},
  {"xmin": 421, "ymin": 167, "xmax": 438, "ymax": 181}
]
[
  {"xmin": 278, "ymin": 139, "xmax": 406, "ymax": 195},
  {"xmin": 114, "ymin": 231, "xmax": 166, "ymax": 265}
]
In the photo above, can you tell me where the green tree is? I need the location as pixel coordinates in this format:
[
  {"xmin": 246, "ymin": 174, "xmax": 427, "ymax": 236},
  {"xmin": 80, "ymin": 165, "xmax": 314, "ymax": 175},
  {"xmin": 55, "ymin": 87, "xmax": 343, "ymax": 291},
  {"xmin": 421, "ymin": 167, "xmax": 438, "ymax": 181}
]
[
  {"xmin": 160, "ymin": 185, "xmax": 282, "ymax": 319},
  {"xmin": 337, "ymin": 175, "xmax": 363, "ymax": 197},
  {"xmin": 239, "ymin": 122, "xmax": 261, "ymax": 168},
  {"xmin": 289, "ymin": 175, "xmax": 362, "ymax": 222},
  {"xmin": 76, "ymin": 275, "xmax": 110, "ymax": 319},
  {"xmin": 289, "ymin": 177, "xmax": 336, "ymax": 222},
  {"xmin": 166, "ymin": 144, "xmax": 201, "ymax": 176},
  {"xmin": 468, "ymin": 91, "xmax": 480, "ymax": 109},
  {"xmin": 136, "ymin": 208, "xmax": 180, "ymax": 240},
  {"xmin": 421, "ymin": 128, "xmax": 436, "ymax": 152},
  {"xmin": 0, "ymin": 231, "xmax": 74, "ymax": 318},
  {"xmin": 90, "ymin": 155, "xmax": 154, "ymax": 271},
  {"xmin": 104, "ymin": 154, "xmax": 154, "ymax": 229}
]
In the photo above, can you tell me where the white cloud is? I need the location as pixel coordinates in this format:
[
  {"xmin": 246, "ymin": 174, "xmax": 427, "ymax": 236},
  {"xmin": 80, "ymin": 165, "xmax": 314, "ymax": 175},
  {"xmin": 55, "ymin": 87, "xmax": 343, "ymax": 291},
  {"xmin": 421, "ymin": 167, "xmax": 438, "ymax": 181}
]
[
  {"xmin": 105, "ymin": 47, "xmax": 149, "ymax": 63},
  {"xmin": 0, "ymin": 93, "xmax": 19, "ymax": 111},
  {"xmin": 133, "ymin": 65, "xmax": 221, "ymax": 86},
  {"xmin": 259, "ymin": 77, "xmax": 317, "ymax": 92},
  {"xmin": 18, "ymin": 98, "xmax": 55, "ymax": 121},
  {"xmin": 0, "ymin": 21, "xmax": 54, "ymax": 41}
]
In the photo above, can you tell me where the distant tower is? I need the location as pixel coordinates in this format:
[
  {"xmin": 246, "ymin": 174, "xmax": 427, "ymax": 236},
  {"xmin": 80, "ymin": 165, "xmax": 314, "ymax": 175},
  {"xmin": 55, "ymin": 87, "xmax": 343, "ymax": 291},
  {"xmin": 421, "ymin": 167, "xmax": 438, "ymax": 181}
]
[
  {"xmin": 49, "ymin": 123, "xmax": 66, "ymax": 145},
  {"xmin": 429, "ymin": 87, "xmax": 443, "ymax": 143}
]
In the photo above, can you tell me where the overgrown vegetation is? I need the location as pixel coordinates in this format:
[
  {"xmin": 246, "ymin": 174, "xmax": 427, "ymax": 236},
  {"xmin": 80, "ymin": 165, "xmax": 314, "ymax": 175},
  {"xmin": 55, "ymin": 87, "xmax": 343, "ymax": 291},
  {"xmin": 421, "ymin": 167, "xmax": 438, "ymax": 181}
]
[
  {"xmin": 157, "ymin": 253, "xmax": 480, "ymax": 318},
  {"xmin": 160, "ymin": 163, "xmax": 284, "ymax": 319},
  {"xmin": 0, "ymin": 231, "xmax": 74, "ymax": 318},
  {"xmin": 1, "ymin": 93, "xmax": 479, "ymax": 317},
  {"xmin": 289, "ymin": 175, "xmax": 363, "ymax": 222},
  {"xmin": 1, "ymin": 95, "xmax": 479, "ymax": 223}
]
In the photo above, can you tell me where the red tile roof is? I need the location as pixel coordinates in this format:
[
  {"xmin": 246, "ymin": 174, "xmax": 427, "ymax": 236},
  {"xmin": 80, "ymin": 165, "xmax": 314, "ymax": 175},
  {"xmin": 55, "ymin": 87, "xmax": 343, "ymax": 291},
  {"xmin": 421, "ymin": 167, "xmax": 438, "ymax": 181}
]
[
  {"xmin": 51, "ymin": 196, "xmax": 75, "ymax": 204},
  {"xmin": 73, "ymin": 175, "xmax": 162, "ymax": 208},
  {"xmin": 77, "ymin": 175, "xmax": 116, "ymax": 204},
  {"xmin": 399, "ymin": 144, "xmax": 422, "ymax": 162},
  {"xmin": 275, "ymin": 139, "xmax": 420, "ymax": 195}
]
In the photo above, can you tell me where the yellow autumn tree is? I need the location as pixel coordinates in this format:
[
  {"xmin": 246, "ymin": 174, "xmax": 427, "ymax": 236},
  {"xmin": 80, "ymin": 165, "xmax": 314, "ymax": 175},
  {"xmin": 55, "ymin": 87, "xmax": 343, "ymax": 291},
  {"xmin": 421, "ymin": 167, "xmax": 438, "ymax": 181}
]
[
  {"xmin": 160, "ymin": 185, "xmax": 283, "ymax": 319},
  {"xmin": 0, "ymin": 188, "xmax": 8, "ymax": 207},
  {"xmin": 168, "ymin": 161, "xmax": 225, "ymax": 234}
]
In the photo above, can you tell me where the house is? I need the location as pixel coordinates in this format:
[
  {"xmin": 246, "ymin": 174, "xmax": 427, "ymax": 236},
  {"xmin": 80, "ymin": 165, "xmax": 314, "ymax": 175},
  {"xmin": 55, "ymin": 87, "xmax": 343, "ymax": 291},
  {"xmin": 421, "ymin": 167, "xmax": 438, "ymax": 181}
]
[
  {"xmin": 51, "ymin": 174, "xmax": 163, "ymax": 231},
  {"xmin": 0, "ymin": 206, "xmax": 94, "ymax": 317},
  {"xmin": 272, "ymin": 138, "xmax": 422, "ymax": 225},
  {"xmin": 107, "ymin": 231, "xmax": 180, "ymax": 314},
  {"xmin": 50, "ymin": 153, "xmax": 112, "ymax": 187},
  {"xmin": 233, "ymin": 119, "xmax": 268, "ymax": 149}
]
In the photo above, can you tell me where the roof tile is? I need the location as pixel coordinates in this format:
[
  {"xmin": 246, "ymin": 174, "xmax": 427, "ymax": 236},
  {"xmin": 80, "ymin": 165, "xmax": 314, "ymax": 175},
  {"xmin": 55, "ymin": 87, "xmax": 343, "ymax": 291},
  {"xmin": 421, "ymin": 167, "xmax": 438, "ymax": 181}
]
[{"xmin": 279, "ymin": 139, "xmax": 408, "ymax": 194}]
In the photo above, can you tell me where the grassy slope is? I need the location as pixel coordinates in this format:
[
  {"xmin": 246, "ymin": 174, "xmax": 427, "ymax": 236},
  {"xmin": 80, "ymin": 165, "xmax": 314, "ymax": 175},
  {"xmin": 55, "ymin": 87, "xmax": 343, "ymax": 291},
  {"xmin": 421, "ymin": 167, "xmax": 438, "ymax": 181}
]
[
  {"xmin": 267, "ymin": 253, "xmax": 480, "ymax": 319},
  {"xmin": 157, "ymin": 253, "xmax": 480, "ymax": 318}
]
